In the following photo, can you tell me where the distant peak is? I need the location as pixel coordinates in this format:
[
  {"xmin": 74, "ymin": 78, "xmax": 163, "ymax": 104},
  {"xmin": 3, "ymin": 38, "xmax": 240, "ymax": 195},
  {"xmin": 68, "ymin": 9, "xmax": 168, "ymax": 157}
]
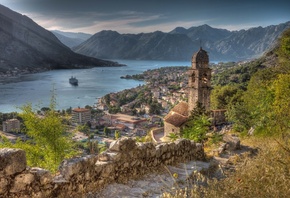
[
  {"xmin": 169, "ymin": 27, "xmax": 187, "ymax": 34},
  {"xmin": 95, "ymin": 30, "xmax": 120, "ymax": 36},
  {"xmin": 199, "ymin": 24, "xmax": 212, "ymax": 29}
]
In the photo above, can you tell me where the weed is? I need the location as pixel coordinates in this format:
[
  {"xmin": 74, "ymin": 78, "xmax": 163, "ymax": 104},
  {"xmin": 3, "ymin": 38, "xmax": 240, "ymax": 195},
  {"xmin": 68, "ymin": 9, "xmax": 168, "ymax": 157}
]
[{"xmin": 161, "ymin": 137, "xmax": 290, "ymax": 198}]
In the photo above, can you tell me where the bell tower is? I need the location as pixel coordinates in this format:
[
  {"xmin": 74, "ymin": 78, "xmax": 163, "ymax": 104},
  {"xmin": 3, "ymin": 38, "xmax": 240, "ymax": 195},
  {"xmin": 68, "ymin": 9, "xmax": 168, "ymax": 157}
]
[{"xmin": 188, "ymin": 47, "xmax": 211, "ymax": 113}]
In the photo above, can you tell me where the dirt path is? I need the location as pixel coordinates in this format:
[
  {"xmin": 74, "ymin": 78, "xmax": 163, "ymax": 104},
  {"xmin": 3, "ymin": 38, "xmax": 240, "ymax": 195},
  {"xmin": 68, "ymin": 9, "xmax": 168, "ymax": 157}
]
[
  {"xmin": 89, "ymin": 161, "xmax": 210, "ymax": 198},
  {"xmin": 88, "ymin": 141, "xmax": 256, "ymax": 198}
]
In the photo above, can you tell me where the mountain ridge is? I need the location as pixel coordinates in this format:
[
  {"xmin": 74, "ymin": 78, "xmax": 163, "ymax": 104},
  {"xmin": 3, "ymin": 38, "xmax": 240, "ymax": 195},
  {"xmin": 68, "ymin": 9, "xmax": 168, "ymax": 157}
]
[
  {"xmin": 51, "ymin": 30, "xmax": 92, "ymax": 48},
  {"xmin": 0, "ymin": 4, "xmax": 121, "ymax": 75},
  {"xmin": 73, "ymin": 21, "xmax": 290, "ymax": 61}
]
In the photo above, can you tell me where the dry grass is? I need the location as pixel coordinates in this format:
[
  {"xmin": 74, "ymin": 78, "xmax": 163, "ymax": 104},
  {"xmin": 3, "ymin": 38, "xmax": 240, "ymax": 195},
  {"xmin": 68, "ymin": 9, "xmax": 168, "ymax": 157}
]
[{"xmin": 161, "ymin": 137, "xmax": 290, "ymax": 198}]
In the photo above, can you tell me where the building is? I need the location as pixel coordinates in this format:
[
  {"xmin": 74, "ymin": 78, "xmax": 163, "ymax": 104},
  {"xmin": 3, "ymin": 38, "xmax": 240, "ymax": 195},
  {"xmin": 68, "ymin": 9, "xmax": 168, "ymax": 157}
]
[
  {"xmin": 71, "ymin": 107, "xmax": 91, "ymax": 125},
  {"xmin": 110, "ymin": 114, "xmax": 148, "ymax": 130},
  {"xmin": 163, "ymin": 48, "xmax": 212, "ymax": 137},
  {"xmin": 163, "ymin": 101, "xmax": 189, "ymax": 135},
  {"xmin": 2, "ymin": 119, "xmax": 20, "ymax": 132}
]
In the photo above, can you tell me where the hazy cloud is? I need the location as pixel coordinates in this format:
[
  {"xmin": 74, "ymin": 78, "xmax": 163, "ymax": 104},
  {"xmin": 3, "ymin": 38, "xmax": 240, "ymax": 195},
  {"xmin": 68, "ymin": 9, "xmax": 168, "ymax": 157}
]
[{"xmin": 1, "ymin": 0, "xmax": 290, "ymax": 34}]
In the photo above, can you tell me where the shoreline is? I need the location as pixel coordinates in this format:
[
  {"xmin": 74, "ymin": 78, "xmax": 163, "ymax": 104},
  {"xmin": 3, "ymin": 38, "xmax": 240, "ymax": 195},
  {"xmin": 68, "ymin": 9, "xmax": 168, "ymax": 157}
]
[{"xmin": 0, "ymin": 64, "xmax": 189, "ymax": 114}]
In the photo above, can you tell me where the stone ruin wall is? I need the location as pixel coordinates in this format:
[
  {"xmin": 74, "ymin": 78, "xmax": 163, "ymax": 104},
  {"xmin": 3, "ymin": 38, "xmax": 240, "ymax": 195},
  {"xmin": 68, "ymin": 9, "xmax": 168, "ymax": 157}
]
[{"xmin": 0, "ymin": 137, "xmax": 205, "ymax": 198}]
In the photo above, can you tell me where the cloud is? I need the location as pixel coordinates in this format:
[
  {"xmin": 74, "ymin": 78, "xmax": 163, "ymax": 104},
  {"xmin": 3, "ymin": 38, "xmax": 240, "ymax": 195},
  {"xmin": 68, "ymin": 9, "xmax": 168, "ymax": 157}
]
[
  {"xmin": 4, "ymin": 0, "xmax": 290, "ymax": 34},
  {"xmin": 23, "ymin": 9, "xmax": 212, "ymax": 34}
]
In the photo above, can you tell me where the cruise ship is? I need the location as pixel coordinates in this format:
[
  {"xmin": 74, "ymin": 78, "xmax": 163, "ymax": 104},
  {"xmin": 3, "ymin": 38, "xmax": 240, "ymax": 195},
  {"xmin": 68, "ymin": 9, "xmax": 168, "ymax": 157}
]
[{"xmin": 69, "ymin": 76, "xmax": 78, "ymax": 86}]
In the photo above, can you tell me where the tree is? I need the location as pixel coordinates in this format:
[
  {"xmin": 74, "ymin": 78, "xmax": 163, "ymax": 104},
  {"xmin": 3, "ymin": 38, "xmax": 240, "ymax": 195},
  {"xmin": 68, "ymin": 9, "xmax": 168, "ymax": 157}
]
[
  {"xmin": 77, "ymin": 124, "xmax": 90, "ymax": 135},
  {"xmin": 149, "ymin": 100, "xmax": 162, "ymax": 115},
  {"xmin": 104, "ymin": 127, "xmax": 110, "ymax": 137},
  {"xmin": 211, "ymin": 85, "xmax": 241, "ymax": 109},
  {"xmin": 104, "ymin": 94, "xmax": 111, "ymax": 105},
  {"xmin": 181, "ymin": 103, "xmax": 211, "ymax": 142},
  {"xmin": 271, "ymin": 74, "xmax": 290, "ymax": 137},
  {"xmin": 241, "ymin": 68, "xmax": 276, "ymax": 134},
  {"xmin": 181, "ymin": 115, "xmax": 211, "ymax": 142},
  {"xmin": 226, "ymin": 101, "xmax": 251, "ymax": 132},
  {"xmin": 115, "ymin": 130, "xmax": 121, "ymax": 139},
  {"xmin": 1, "ymin": 91, "xmax": 77, "ymax": 172}
]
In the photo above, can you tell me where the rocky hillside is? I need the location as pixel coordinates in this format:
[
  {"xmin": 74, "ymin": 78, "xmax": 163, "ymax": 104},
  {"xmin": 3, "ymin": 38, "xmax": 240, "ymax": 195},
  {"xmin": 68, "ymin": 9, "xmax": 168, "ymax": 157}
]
[
  {"xmin": 0, "ymin": 4, "xmax": 121, "ymax": 74},
  {"xmin": 73, "ymin": 22, "xmax": 290, "ymax": 61},
  {"xmin": 73, "ymin": 30, "xmax": 197, "ymax": 60}
]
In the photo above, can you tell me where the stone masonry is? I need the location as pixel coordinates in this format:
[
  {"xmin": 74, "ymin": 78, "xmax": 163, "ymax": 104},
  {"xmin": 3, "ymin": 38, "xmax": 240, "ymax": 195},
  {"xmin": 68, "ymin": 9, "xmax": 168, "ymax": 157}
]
[{"xmin": 0, "ymin": 137, "xmax": 205, "ymax": 198}]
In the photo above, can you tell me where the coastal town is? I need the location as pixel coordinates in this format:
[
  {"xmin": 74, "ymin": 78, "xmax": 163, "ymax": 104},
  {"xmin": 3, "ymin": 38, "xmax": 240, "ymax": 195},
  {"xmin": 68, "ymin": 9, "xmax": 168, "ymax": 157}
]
[
  {"xmin": 0, "ymin": 66, "xmax": 192, "ymax": 152},
  {"xmin": 0, "ymin": 60, "xmax": 231, "ymax": 154}
]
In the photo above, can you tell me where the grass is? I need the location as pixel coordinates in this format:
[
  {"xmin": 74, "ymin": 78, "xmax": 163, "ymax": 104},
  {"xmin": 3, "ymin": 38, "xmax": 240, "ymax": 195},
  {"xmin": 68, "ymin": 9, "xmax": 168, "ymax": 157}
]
[{"xmin": 161, "ymin": 136, "xmax": 290, "ymax": 198}]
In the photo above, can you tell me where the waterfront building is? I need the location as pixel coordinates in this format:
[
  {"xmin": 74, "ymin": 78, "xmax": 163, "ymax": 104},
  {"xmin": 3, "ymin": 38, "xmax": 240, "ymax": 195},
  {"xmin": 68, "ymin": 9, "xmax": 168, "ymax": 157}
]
[
  {"xmin": 2, "ymin": 119, "xmax": 20, "ymax": 132},
  {"xmin": 71, "ymin": 107, "xmax": 91, "ymax": 125}
]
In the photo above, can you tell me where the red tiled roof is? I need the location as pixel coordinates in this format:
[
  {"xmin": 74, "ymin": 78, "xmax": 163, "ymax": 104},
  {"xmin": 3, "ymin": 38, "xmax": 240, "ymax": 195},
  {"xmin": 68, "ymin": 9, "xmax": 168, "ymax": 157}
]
[
  {"xmin": 164, "ymin": 112, "xmax": 188, "ymax": 127},
  {"xmin": 164, "ymin": 101, "xmax": 189, "ymax": 127},
  {"xmin": 72, "ymin": 108, "xmax": 90, "ymax": 113},
  {"xmin": 170, "ymin": 101, "xmax": 189, "ymax": 117}
]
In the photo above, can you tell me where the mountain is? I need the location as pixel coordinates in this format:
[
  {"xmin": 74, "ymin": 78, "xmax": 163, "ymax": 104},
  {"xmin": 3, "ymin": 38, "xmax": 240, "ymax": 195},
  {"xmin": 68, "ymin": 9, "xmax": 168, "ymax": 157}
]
[
  {"xmin": 51, "ymin": 30, "xmax": 92, "ymax": 48},
  {"xmin": 170, "ymin": 24, "xmax": 232, "ymax": 43},
  {"xmin": 73, "ymin": 22, "xmax": 290, "ymax": 62},
  {"xmin": 211, "ymin": 23, "xmax": 290, "ymax": 60},
  {"xmin": 74, "ymin": 30, "xmax": 198, "ymax": 60},
  {"xmin": 0, "ymin": 4, "xmax": 121, "ymax": 75}
]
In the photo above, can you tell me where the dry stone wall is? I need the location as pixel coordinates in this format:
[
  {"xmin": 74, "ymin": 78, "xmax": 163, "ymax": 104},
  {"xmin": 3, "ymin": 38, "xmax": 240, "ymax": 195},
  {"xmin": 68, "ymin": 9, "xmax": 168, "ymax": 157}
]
[{"xmin": 0, "ymin": 137, "xmax": 205, "ymax": 198}]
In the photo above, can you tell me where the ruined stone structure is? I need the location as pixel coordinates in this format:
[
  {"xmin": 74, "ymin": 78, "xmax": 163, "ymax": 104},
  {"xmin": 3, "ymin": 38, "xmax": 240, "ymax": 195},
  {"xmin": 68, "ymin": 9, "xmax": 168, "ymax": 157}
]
[
  {"xmin": 188, "ymin": 47, "xmax": 211, "ymax": 113},
  {"xmin": 0, "ymin": 137, "xmax": 205, "ymax": 197}
]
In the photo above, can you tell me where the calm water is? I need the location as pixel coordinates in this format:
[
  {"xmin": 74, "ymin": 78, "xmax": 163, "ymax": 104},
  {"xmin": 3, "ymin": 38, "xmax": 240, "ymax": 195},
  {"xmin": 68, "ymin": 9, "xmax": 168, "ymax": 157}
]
[{"xmin": 0, "ymin": 60, "xmax": 190, "ymax": 113}]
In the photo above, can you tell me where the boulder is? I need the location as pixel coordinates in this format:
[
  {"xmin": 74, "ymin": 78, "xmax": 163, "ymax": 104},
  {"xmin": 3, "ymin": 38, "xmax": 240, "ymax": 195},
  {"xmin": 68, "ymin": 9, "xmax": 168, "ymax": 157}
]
[
  {"xmin": 0, "ymin": 178, "xmax": 8, "ymax": 194},
  {"xmin": 109, "ymin": 137, "xmax": 137, "ymax": 152},
  {"xmin": 0, "ymin": 148, "xmax": 26, "ymax": 175},
  {"xmin": 10, "ymin": 173, "xmax": 34, "ymax": 192},
  {"xmin": 30, "ymin": 167, "xmax": 52, "ymax": 185},
  {"xmin": 59, "ymin": 156, "xmax": 88, "ymax": 180},
  {"xmin": 223, "ymin": 134, "xmax": 240, "ymax": 151}
]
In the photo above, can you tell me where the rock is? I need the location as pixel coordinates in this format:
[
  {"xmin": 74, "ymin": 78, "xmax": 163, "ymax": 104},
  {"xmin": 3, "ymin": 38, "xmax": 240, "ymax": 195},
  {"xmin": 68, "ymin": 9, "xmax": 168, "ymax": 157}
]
[
  {"xmin": 59, "ymin": 157, "xmax": 87, "ymax": 180},
  {"xmin": 0, "ymin": 178, "xmax": 9, "ymax": 194},
  {"xmin": 98, "ymin": 152, "xmax": 111, "ymax": 162},
  {"xmin": 248, "ymin": 127, "xmax": 255, "ymax": 136},
  {"xmin": 30, "ymin": 167, "xmax": 52, "ymax": 185},
  {"xmin": 10, "ymin": 173, "xmax": 34, "ymax": 192},
  {"xmin": 223, "ymin": 134, "xmax": 240, "ymax": 151},
  {"xmin": 0, "ymin": 148, "xmax": 26, "ymax": 175},
  {"xmin": 218, "ymin": 143, "xmax": 227, "ymax": 154},
  {"xmin": 109, "ymin": 140, "xmax": 121, "ymax": 152},
  {"xmin": 52, "ymin": 175, "xmax": 68, "ymax": 184},
  {"xmin": 109, "ymin": 137, "xmax": 137, "ymax": 152}
]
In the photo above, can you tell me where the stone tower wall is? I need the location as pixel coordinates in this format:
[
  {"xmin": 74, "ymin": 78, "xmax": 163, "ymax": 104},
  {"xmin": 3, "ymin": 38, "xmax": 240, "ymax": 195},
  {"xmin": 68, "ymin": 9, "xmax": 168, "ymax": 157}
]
[{"xmin": 188, "ymin": 48, "xmax": 211, "ymax": 113}]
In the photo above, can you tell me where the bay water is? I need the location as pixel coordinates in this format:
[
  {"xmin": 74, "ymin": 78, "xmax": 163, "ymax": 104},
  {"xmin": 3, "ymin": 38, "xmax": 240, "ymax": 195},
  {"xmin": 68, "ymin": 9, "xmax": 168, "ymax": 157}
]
[{"xmin": 0, "ymin": 60, "xmax": 190, "ymax": 113}]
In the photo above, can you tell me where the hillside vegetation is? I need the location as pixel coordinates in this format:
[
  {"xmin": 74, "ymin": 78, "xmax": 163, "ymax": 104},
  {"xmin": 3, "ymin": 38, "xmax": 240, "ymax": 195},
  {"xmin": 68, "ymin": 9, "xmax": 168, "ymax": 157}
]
[
  {"xmin": 165, "ymin": 28, "xmax": 290, "ymax": 198},
  {"xmin": 224, "ymin": 28, "xmax": 290, "ymax": 135}
]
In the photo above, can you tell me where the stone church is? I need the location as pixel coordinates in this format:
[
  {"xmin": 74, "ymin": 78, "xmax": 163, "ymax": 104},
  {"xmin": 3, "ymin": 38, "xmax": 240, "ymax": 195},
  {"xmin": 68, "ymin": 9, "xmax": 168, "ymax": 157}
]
[{"xmin": 163, "ymin": 47, "xmax": 217, "ymax": 138}]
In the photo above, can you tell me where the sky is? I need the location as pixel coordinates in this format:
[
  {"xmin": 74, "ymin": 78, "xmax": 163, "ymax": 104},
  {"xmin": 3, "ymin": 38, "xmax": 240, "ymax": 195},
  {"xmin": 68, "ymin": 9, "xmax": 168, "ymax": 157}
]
[{"xmin": 0, "ymin": 0, "xmax": 290, "ymax": 34}]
